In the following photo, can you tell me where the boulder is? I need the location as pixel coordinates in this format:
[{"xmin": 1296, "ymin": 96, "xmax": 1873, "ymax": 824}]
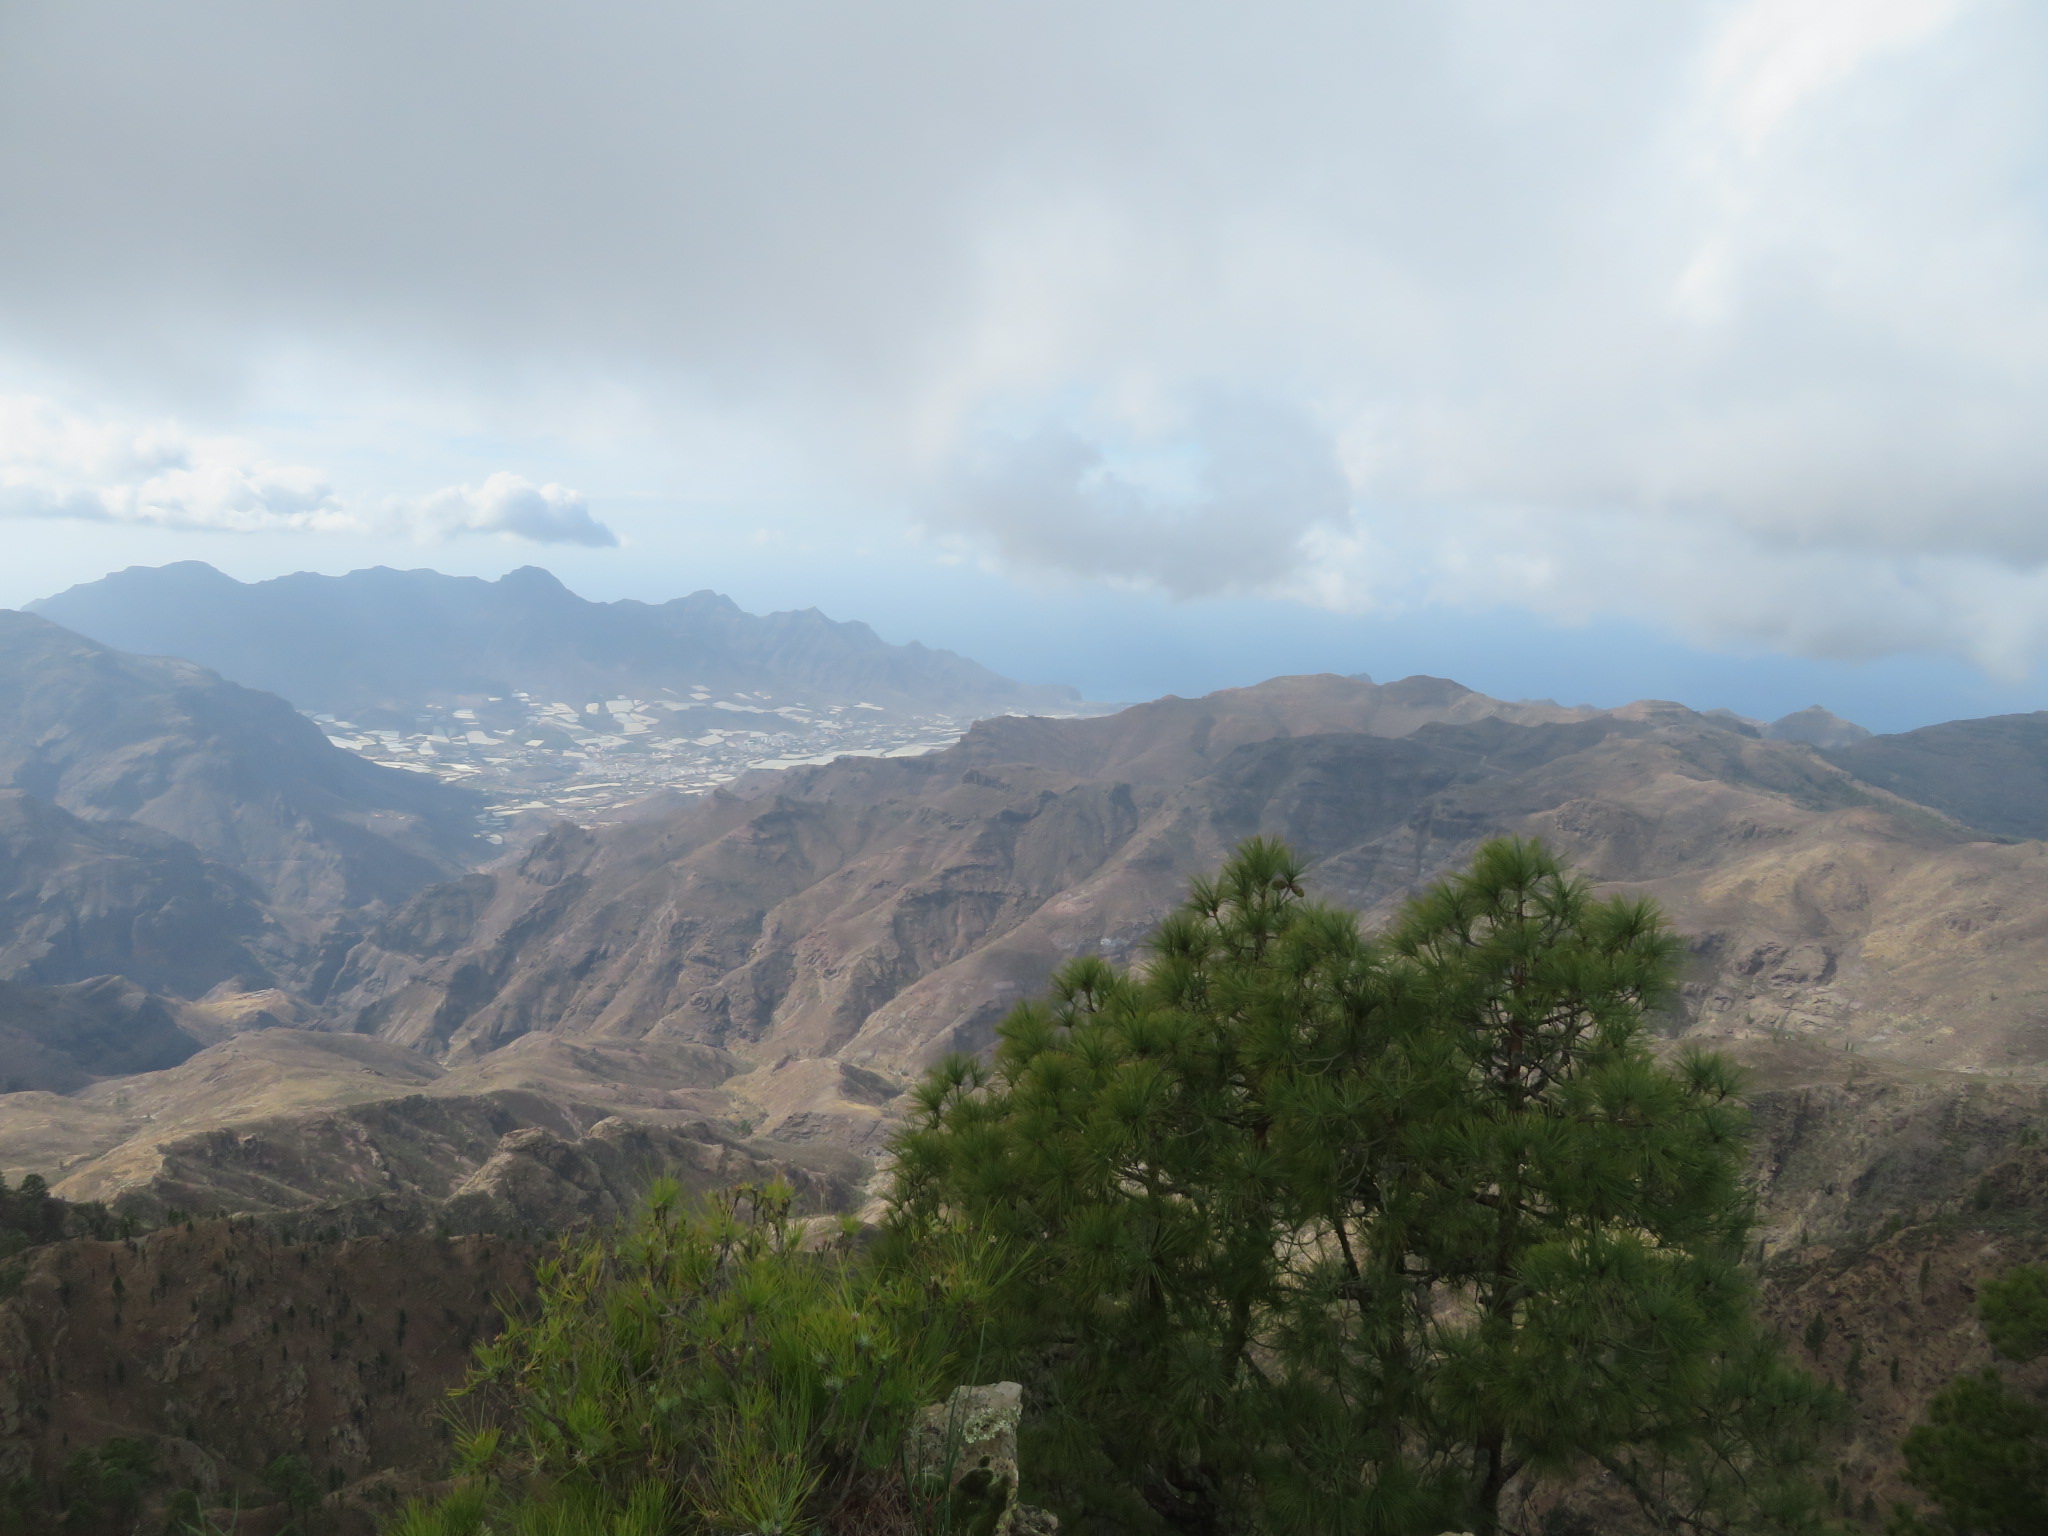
[{"xmin": 908, "ymin": 1380, "xmax": 1056, "ymax": 1535}]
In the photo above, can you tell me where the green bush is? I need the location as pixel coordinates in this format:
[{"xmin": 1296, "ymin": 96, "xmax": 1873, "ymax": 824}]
[
  {"xmin": 59, "ymin": 1438, "xmax": 157, "ymax": 1531},
  {"xmin": 390, "ymin": 1179, "xmax": 1001, "ymax": 1536},
  {"xmin": 1980, "ymin": 1265, "xmax": 2048, "ymax": 1365}
]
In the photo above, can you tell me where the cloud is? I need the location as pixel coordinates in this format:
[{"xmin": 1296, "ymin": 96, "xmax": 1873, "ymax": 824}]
[
  {"xmin": 0, "ymin": 397, "xmax": 616, "ymax": 545},
  {"xmin": 932, "ymin": 396, "xmax": 1351, "ymax": 597},
  {"xmin": 413, "ymin": 473, "xmax": 617, "ymax": 547},
  {"xmin": 0, "ymin": 0, "xmax": 2042, "ymax": 668},
  {"xmin": 1708, "ymin": 0, "xmax": 1970, "ymax": 150},
  {"xmin": 0, "ymin": 396, "xmax": 353, "ymax": 532},
  {"xmin": 1296, "ymin": 502, "xmax": 2048, "ymax": 682}
]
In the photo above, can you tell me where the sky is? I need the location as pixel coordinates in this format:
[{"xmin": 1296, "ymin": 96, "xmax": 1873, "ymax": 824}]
[{"xmin": 2, "ymin": 0, "xmax": 2046, "ymax": 730}]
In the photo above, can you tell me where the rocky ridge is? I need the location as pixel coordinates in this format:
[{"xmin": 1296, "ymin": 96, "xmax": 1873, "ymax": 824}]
[{"xmin": 22, "ymin": 668, "xmax": 2048, "ymax": 1220}]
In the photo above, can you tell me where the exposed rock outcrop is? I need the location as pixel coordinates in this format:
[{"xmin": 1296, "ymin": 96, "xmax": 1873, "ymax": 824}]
[{"xmin": 911, "ymin": 1381, "xmax": 1057, "ymax": 1536}]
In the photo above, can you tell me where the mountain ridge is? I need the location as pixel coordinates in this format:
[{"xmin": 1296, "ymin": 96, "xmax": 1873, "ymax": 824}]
[{"xmin": 31, "ymin": 561, "xmax": 1083, "ymax": 719}]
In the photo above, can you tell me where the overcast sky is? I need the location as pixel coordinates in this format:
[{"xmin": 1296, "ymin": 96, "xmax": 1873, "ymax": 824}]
[{"xmin": 1, "ymin": 0, "xmax": 2044, "ymax": 728}]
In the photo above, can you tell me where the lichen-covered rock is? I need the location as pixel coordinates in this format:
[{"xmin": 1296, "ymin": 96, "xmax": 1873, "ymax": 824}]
[{"xmin": 908, "ymin": 1381, "xmax": 1057, "ymax": 1535}]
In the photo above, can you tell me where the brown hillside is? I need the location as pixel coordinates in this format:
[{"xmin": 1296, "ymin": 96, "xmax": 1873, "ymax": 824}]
[
  {"xmin": 12, "ymin": 669, "xmax": 2048, "ymax": 1259},
  {"xmin": 312, "ymin": 681, "xmax": 2048, "ymax": 1157}
]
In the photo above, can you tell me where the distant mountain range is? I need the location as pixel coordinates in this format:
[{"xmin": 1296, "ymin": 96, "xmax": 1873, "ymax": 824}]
[
  {"xmin": 32, "ymin": 561, "xmax": 1081, "ymax": 720},
  {"xmin": 32, "ymin": 563, "xmax": 1094, "ymax": 823}
]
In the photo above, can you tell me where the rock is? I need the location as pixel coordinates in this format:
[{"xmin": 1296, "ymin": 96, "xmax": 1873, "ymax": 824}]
[{"xmin": 908, "ymin": 1381, "xmax": 1056, "ymax": 1535}]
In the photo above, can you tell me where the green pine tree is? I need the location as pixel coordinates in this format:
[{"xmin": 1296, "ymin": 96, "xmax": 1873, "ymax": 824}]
[
  {"xmin": 1891, "ymin": 1264, "xmax": 2048, "ymax": 1535},
  {"xmin": 886, "ymin": 836, "xmax": 1836, "ymax": 1536}
]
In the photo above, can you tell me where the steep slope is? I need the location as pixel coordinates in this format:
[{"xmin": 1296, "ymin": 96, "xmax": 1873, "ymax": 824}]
[
  {"xmin": 32, "ymin": 561, "xmax": 1080, "ymax": 719},
  {"xmin": 0, "ymin": 1128, "xmax": 858, "ymax": 1532},
  {"xmin": 0, "ymin": 609, "xmax": 483, "ymax": 916},
  {"xmin": 322, "ymin": 678, "xmax": 1587, "ymax": 1078},
  {"xmin": 23, "ymin": 667, "xmax": 2048, "ymax": 1215},
  {"xmin": 0, "ymin": 788, "xmax": 278, "ymax": 994},
  {"xmin": 1828, "ymin": 711, "xmax": 2048, "ymax": 839},
  {"xmin": 0, "ymin": 977, "xmax": 200, "ymax": 1094}
]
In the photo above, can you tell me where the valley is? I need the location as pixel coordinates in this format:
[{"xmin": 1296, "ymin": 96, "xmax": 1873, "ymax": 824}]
[{"xmin": 309, "ymin": 690, "xmax": 1018, "ymax": 829}]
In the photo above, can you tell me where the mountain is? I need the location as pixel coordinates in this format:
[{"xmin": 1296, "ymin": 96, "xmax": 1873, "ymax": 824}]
[
  {"xmin": 0, "ymin": 976, "xmax": 200, "ymax": 1094},
  {"xmin": 31, "ymin": 561, "xmax": 1082, "ymax": 720},
  {"xmin": 0, "ymin": 611, "xmax": 489, "ymax": 1102},
  {"xmin": 6, "ymin": 663, "xmax": 2048, "ymax": 1523},
  {"xmin": 1827, "ymin": 711, "xmax": 2048, "ymax": 839},
  {"xmin": 31, "ymin": 563, "xmax": 1098, "ymax": 827},
  {"xmin": 1763, "ymin": 704, "xmax": 1872, "ymax": 748},
  {"xmin": 19, "ymin": 662, "xmax": 2048, "ymax": 1210},
  {"xmin": 295, "ymin": 677, "xmax": 2048, "ymax": 1167},
  {"xmin": 0, "ymin": 609, "xmax": 484, "ymax": 918},
  {"xmin": 0, "ymin": 788, "xmax": 278, "ymax": 995}
]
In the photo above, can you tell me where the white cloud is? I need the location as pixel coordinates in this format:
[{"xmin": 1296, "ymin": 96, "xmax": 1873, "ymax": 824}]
[
  {"xmin": 1296, "ymin": 502, "xmax": 2048, "ymax": 682},
  {"xmin": 931, "ymin": 395, "xmax": 1351, "ymax": 597},
  {"xmin": 0, "ymin": 1, "xmax": 2042, "ymax": 669},
  {"xmin": 413, "ymin": 473, "xmax": 617, "ymax": 547},
  {"xmin": 1708, "ymin": 0, "xmax": 1971, "ymax": 151},
  {"xmin": 0, "ymin": 397, "xmax": 614, "ymax": 546}
]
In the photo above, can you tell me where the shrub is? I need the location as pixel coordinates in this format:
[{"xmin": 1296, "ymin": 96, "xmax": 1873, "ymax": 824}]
[
  {"xmin": 59, "ymin": 1437, "xmax": 157, "ymax": 1531},
  {"xmin": 391, "ymin": 1179, "xmax": 1001, "ymax": 1536}
]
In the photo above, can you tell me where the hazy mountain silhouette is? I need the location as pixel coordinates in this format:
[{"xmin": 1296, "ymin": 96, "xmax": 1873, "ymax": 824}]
[{"xmin": 32, "ymin": 562, "xmax": 1081, "ymax": 721}]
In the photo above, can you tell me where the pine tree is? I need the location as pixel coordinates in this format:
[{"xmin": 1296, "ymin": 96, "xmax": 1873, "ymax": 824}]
[
  {"xmin": 1891, "ymin": 1263, "xmax": 2048, "ymax": 1535},
  {"xmin": 886, "ymin": 837, "xmax": 1835, "ymax": 1536}
]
